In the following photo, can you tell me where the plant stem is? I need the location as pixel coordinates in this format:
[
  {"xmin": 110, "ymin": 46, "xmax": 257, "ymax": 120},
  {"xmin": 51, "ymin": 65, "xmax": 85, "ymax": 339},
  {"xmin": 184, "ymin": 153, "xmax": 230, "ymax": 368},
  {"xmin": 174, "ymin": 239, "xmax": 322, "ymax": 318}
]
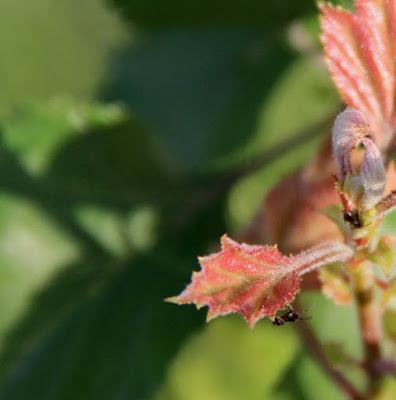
[
  {"xmin": 351, "ymin": 264, "xmax": 383, "ymax": 398},
  {"xmin": 374, "ymin": 359, "xmax": 396, "ymax": 376},
  {"xmin": 295, "ymin": 316, "xmax": 365, "ymax": 400}
]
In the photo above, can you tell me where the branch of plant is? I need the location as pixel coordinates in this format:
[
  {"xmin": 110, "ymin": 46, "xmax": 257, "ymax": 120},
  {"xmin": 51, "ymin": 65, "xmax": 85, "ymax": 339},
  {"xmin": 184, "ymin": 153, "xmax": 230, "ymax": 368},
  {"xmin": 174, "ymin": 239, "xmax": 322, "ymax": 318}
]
[
  {"xmin": 350, "ymin": 263, "xmax": 383, "ymax": 398},
  {"xmin": 373, "ymin": 359, "xmax": 396, "ymax": 376}
]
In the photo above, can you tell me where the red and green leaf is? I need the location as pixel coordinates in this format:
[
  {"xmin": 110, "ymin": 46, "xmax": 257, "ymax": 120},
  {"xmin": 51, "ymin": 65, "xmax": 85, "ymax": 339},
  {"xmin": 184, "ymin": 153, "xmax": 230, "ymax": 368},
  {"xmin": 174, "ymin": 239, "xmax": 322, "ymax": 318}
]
[
  {"xmin": 320, "ymin": 0, "xmax": 396, "ymax": 148},
  {"xmin": 167, "ymin": 235, "xmax": 353, "ymax": 327}
]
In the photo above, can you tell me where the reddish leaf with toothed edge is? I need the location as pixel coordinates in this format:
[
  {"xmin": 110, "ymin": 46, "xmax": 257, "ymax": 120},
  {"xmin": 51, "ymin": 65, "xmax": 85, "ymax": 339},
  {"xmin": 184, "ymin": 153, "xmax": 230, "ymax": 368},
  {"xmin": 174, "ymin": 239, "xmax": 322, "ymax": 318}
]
[
  {"xmin": 320, "ymin": 0, "xmax": 396, "ymax": 148},
  {"xmin": 167, "ymin": 235, "xmax": 353, "ymax": 327}
]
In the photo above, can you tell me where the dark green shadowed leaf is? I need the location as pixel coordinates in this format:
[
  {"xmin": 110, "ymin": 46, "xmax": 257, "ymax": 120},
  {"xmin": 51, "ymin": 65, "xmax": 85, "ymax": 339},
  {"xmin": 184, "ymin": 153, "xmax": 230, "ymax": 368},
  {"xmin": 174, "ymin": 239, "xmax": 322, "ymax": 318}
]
[
  {"xmin": 0, "ymin": 254, "xmax": 203, "ymax": 400},
  {"xmin": 102, "ymin": 29, "xmax": 298, "ymax": 170},
  {"xmin": 110, "ymin": 0, "xmax": 316, "ymax": 29}
]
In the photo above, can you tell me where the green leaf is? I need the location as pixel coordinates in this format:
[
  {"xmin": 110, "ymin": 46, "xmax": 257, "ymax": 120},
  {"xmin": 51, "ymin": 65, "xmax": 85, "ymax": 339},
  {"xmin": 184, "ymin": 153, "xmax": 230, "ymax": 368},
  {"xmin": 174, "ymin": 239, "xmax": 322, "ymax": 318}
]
[
  {"xmin": 1, "ymin": 99, "xmax": 177, "ymax": 207},
  {"xmin": 296, "ymin": 355, "xmax": 346, "ymax": 400},
  {"xmin": 0, "ymin": 0, "xmax": 128, "ymax": 111},
  {"xmin": 295, "ymin": 293, "xmax": 364, "ymax": 394},
  {"xmin": 300, "ymin": 292, "xmax": 362, "ymax": 360},
  {"xmin": 0, "ymin": 254, "xmax": 204, "ymax": 400},
  {"xmin": 156, "ymin": 318, "xmax": 298, "ymax": 400},
  {"xmin": 0, "ymin": 114, "xmax": 230, "ymax": 399},
  {"xmin": 105, "ymin": 30, "xmax": 298, "ymax": 170},
  {"xmin": 2, "ymin": 100, "xmax": 127, "ymax": 175},
  {"xmin": 227, "ymin": 55, "xmax": 339, "ymax": 230},
  {"xmin": 0, "ymin": 194, "xmax": 80, "ymax": 346}
]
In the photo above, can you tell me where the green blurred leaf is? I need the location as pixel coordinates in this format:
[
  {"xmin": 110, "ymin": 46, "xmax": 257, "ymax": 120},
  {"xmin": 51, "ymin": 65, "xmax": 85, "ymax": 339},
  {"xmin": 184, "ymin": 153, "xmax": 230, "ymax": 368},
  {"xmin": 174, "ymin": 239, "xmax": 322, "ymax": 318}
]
[
  {"xmin": 0, "ymin": 3, "xmax": 362, "ymax": 400},
  {"xmin": 0, "ymin": 194, "xmax": 80, "ymax": 346},
  {"xmin": 0, "ymin": 97, "xmax": 182, "ymax": 361},
  {"xmin": 296, "ymin": 355, "xmax": 345, "ymax": 400},
  {"xmin": 227, "ymin": 54, "xmax": 338, "ymax": 231},
  {"xmin": 74, "ymin": 204, "xmax": 159, "ymax": 257},
  {"xmin": 156, "ymin": 317, "xmax": 298, "ymax": 400},
  {"xmin": 0, "ymin": 124, "xmax": 230, "ymax": 400},
  {"xmin": 297, "ymin": 293, "xmax": 365, "ymax": 393},
  {"xmin": 1, "ymin": 99, "xmax": 177, "ymax": 208},
  {"xmin": 0, "ymin": 0, "xmax": 128, "ymax": 111},
  {"xmin": 104, "ymin": 29, "xmax": 298, "ymax": 169},
  {"xmin": 2, "ymin": 100, "xmax": 127, "ymax": 175},
  {"xmin": 0, "ymin": 178, "xmax": 230, "ymax": 398},
  {"xmin": 300, "ymin": 293, "xmax": 362, "ymax": 360},
  {"xmin": 0, "ymin": 253, "xmax": 204, "ymax": 400}
]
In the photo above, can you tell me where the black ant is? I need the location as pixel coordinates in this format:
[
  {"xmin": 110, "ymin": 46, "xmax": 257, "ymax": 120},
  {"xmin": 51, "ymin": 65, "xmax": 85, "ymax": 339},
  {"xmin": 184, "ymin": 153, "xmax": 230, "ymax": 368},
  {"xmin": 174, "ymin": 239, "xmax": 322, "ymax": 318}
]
[
  {"xmin": 272, "ymin": 307, "xmax": 309, "ymax": 326},
  {"xmin": 343, "ymin": 210, "xmax": 363, "ymax": 228}
]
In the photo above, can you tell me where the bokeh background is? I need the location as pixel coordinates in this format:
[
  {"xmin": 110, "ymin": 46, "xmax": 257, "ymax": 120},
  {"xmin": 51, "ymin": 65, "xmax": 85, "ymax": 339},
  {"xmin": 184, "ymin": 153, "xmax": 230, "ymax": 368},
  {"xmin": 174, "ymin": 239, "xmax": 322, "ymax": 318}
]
[{"xmin": 1, "ymin": 0, "xmax": 395, "ymax": 399}]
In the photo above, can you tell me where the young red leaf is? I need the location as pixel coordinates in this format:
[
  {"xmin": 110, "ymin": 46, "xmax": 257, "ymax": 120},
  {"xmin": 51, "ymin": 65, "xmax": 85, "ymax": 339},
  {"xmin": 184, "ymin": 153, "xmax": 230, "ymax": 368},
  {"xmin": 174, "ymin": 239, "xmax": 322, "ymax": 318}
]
[
  {"xmin": 320, "ymin": 0, "xmax": 395, "ymax": 147},
  {"xmin": 167, "ymin": 235, "xmax": 353, "ymax": 327}
]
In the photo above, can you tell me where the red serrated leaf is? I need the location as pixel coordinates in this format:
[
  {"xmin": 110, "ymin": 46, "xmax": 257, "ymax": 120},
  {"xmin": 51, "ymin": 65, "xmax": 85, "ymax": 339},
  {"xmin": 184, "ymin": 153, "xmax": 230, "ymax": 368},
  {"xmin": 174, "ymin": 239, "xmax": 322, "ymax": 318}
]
[
  {"xmin": 320, "ymin": 0, "xmax": 396, "ymax": 147},
  {"xmin": 167, "ymin": 235, "xmax": 353, "ymax": 327}
]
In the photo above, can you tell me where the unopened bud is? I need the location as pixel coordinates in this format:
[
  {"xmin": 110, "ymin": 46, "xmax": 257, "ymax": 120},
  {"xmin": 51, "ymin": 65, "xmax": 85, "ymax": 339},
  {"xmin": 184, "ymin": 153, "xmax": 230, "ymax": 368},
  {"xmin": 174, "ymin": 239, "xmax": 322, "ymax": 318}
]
[{"xmin": 332, "ymin": 108, "xmax": 385, "ymax": 210}]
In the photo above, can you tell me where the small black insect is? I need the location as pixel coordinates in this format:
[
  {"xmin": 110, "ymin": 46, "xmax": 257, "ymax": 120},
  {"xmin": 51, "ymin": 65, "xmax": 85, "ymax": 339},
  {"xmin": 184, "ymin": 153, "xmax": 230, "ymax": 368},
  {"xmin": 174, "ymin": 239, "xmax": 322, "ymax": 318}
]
[
  {"xmin": 343, "ymin": 210, "xmax": 363, "ymax": 228},
  {"xmin": 272, "ymin": 317, "xmax": 285, "ymax": 326},
  {"xmin": 272, "ymin": 308, "xmax": 306, "ymax": 326},
  {"xmin": 281, "ymin": 309, "xmax": 300, "ymax": 322}
]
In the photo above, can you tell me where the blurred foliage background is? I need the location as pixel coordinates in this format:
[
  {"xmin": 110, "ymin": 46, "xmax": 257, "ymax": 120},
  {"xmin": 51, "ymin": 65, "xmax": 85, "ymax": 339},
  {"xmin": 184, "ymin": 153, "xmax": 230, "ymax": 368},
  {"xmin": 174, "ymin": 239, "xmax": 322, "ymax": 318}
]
[{"xmin": 0, "ymin": 0, "xmax": 387, "ymax": 399}]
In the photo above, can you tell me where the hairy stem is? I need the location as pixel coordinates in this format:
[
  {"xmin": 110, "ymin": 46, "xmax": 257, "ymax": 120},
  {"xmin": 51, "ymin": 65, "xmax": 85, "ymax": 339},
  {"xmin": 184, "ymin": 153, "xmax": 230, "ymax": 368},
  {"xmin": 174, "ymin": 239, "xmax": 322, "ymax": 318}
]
[{"xmin": 351, "ymin": 264, "xmax": 383, "ymax": 398}]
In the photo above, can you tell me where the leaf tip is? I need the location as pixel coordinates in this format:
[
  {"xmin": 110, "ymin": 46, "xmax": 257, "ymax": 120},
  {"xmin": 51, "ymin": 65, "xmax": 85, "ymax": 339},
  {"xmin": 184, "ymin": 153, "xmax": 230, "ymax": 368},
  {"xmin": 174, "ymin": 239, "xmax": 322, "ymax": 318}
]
[
  {"xmin": 206, "ymin": 310, "xmax": 217, "ymax": 323},
  {"xmin": 317, "ymin": 1, "xmax": 330, "ymax": 13},
  {"xmin": 220, "ymin": 233, "xmax": 235, "ymax": 249},
  {"xmin": 246, "ymin": 317, "xmax": 258, "ymax": 330},
  {"xmin": 164, "ymin": 296, "xmax": 180, "ymax": 304}
]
